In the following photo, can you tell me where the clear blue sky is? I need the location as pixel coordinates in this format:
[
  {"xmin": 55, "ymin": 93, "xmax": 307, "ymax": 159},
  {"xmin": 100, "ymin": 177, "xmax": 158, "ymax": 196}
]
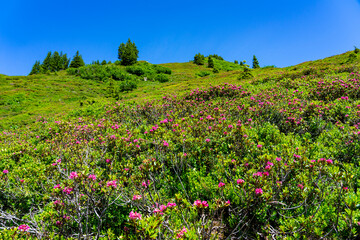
[{"xmin": 1, "ymin": 0, "xmax": 360, "ymax": 76}]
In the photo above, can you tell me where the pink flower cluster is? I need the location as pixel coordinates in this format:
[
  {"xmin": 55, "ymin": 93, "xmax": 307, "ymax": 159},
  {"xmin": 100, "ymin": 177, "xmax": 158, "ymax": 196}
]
[
  {"xmin": 88, "ymin": 174, "xmax": 96, "ymax": 181},
  {"xmin": 18, "ymin": 224, "xmax": 30, "ymax": 232},
  {"xmin": 3, "ymin": 169, "xmax": 8, "ymax": 174},
  {"xmin": 176, "ymin": 227, "xmax": 188, "ymax": 239},
  {"xmin": 132, "ymin": 194, "xmax": 142, "ymax": 200},
  {"xmin": 237, "ymin": 179, "xmax": 245, "ymax": 185},
  {"xmin": 63, "ymin": 187, "xmax": 73, "ymax": 194},
  {"xmin": 218, "ymin": 182, "xmax": 225, "ymax": 188},
  {"xmin": 107, "ymin": 180, "xmax": 117, "ymax": 188},
  {"xmin": 194, "ymin": 200, "xmax": 208, "ymax": 208},
  {"xmin": 69, "ymin": 171, "xmax": 79, "ymax": 179},
  {"xmin": 129, "ymin": 211, "xmax": 142, "ymax": 220},
  {"xmin": 255, "ymin": 188, "xmax": 263, "ymax": 195}
]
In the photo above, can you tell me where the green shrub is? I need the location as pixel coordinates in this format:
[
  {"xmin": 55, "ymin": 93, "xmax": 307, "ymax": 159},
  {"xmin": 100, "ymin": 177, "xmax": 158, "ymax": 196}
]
[
  {"xmin": 346, "ymin": 52, "xmax": 358, "ymax": 63},
  {"xmin": 155, "ymin": 74, "xmax": 170, "ymax": 83},
  {"xmin": 207, "ymin": 57, "xmax": 214, "ymax": 68},
  {"xmin": 208, "ymin": 54, "xmax": 224, "ymax": 60},
  {"xmin": 153, "ymin": 65, "xmax": 172, "ymax": 74},
  {"xmin": 196, "ymin": 71, "xmax": 211, "ymax": 77},
  {"xmin": 118, "ymin": 80, "xmax": 137, "ymax": 92},
  {"xmin": 354, "ymin": 46, "xmax": 359, "ymax": 54},
  {"xmin": 212, "ymin": 67, "xmax": 220, "ymax": 73},
  {"xmin": 194, "ymin": 53, "xmax": 205, "ymax": 65},
  {"xmin": 238, "ymin": 67, "xmax": 253, "ymax": 80}
]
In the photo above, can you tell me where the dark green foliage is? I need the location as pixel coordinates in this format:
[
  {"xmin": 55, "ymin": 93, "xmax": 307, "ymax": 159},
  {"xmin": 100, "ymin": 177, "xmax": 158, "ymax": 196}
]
[
  {"xmin": 196, "ymin": 71, "xmax": 211, "ymax": 77},
  {"xmin": 346, "ymin": 52, "xmax": 358, "ymax": 63},
  {"xmin": 51, "ymin": 51, "xmax": 62, "ymax": 72},
  {"xmin": 60, "ymin": 53, "xmax": 70, "ymax": 70},
  {"xmin": 354, "ymin": 46, "xmax": 359, "ymax": 54},
  {"xmin": 262, "ymin": 65, "xmax": 277, "ymax": 69},
  {"xmin": 234, "ymin": 60, "xmax": 238, "ymax": 64},
  {"xmin": 193, "ymin": 53, "xmax": 205, "ymax": 65},
  {"xmin": 118, "ymin": 39, "xmax": 139, "ymax": 66},
  {"xmin": 240, "ymin": 61, "xmax": 244, "ymax": 66},
  {"xmin": 118, "ymin": 80, "xmax": 137, "ymax": 92},
  {"xmin": 101, "ymin": 60, "xmax": 107, "ymax": 65},
  {"xmin": 252, "ymin": 55, "xmax": 260, "ymax": 69},
  {"xmin": 125, "ymin": 66, "xmax": 146, "ymax": 76},
  {"xmin": 41, "ymin": 51, "xmax": 52, "ymax": 73},
  {"xmin": 108, "ymin": 61, "xmax": 112, "ymax": 64},
  {"xmin": 238, "ymin": 67, "xmax": 253, "ymax": 80},
  {"xmin": 155, "ymin": 74, "xmax": 169, "ymax": 83},
  {"xmin": 212, "ymin": 67, "xmax": 220, "ymax": 73},
  {"xmin": 153, "ymin": 65, "xmax": 172, "ymax": 74},
  {"xmin": 69, "ymin": 51, "xmax": 85, "ymax": 68},
  {"xmin": 207, "ymin": 56, "xmax": 214, "ymax": 68},
  {"xmin": 208, "ymin": 54, "xmax": 224, "ymax": 60},
  {"xmin": 29, "ymin": 61, "xmax": 41, "ymax": 75}
]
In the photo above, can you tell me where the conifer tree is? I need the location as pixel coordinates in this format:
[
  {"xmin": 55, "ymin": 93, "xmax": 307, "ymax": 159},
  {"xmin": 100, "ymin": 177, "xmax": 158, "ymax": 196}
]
[
  {"xmin": 51, "ymin": 51, "xmax": 62, "ymax": 72},
  {"xmin": 41, "ymin": 51, "xmax": 52, "ymax": 73},
  {"xmin": 69, "ymin": 51, "xmax": 85, "ymax": 68},
  {"xmin": 194, "ymin": 53, "xmax": 205, "ymax": 65},
  {"xmin": 234, "ymin": 60, "xmax": 238, "ymax": 64},
  {"xmin": 60, "ymin": 53, "xmax": 70, "ymax": 70},
  {"xmin": 118, "ymin": 39, "xmax": 139, "ymax": 66},
  {"xmin": 101, "ymin": 60, "xmax": 107, "ymax": 65},
  {"xmin": 29, "ymin": 61, "xmax": 41, "ymax": 75},
  {"xmin": 208, "ymin": 56, "xmax": 214, "ymax": 68},
  {"xmin": 252, "ymin": 55, "xmax": 260, "ymax": 69}
]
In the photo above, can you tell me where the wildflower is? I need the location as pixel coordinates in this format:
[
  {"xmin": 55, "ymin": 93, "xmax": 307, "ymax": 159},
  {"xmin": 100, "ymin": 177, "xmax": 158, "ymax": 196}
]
[
  {"xmin": 255, "ymin": 188, "xmax": 263, "ymax": 195},
  {"xmin": 132, "ymin": 195, "xmax": 142, "ymax": 200},
  {"xmin": 3, "ymin": 169, "xmax": 8, "ymax": 174},
  {"xmin": 129, "ymin": 211, "xmax": 142, "ymax": 220},
  {"xmin": 106, "ymin": 180, "xmax": 117, "ymax": 188},
  {"xmin": 176, "ymin": 227, "xmax": 188, "ymax": 239},
  {"xmin": 20, "ymin": 179, "xmax": 24, "ymax": 183},
  {"xmin": 163, "ymin": 141, "xmax": 169, "ymax": 147},
  {"xmin": 18, "ymin": 224, "xmax": 30, "ymax": 232},
  {"xmin": 167, "ymin": 202, "xmax": 176, "ymax": 208},
  {"xmin": 63, "ymin": 187, "xmax": 73, "ymax": 194},
  {"xmin": 237, "ymin": 179, "xmax": 245, "ymax": 185},
  {"xmin": 298, "ymin": 184, "xmax": 304, "ymax": 190},
  {"xmin": 194, "ymin": 200, "xmax": 208, "ymax": 208},
  {"xmin": 54, "ymin": 184, "xmax": 61, "ymax": 189},
  {"xmin": 69, "ymin": 172, "xmax": 79, "ymax": 179},
  {"xmin": 106, "ymin": 159, "xmax": 111, "ymax": 163},
  {"xmin": 257, "ymin": 144, "xmax": 262, "ymax": 148},
  {"xmin": 326, "ymin": 159, "xmax": 333, "ymax": 164},
  {"xmin": 218, "ymin": 182, "xmax": 225, "ymax": 188},
  {"xmin": 276, "ymin": 157, "xmax": 281, "ymax": 161},
  {"xmin": 226, "ymin": 200, "xmax": 230, "ymax": 205},
  {"xmin": 88, "ymin": 174, "xmax": 96, "ymax": 181},
  {"xmin": 205, "ymin": 138, "xmax": 210, "ymax": 142}
]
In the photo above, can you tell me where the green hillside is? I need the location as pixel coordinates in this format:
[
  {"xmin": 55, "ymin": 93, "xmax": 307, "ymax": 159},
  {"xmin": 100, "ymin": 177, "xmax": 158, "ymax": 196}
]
[{"xmin": 1, "ymin": 50, "xmax": 360, "ymax": 239}]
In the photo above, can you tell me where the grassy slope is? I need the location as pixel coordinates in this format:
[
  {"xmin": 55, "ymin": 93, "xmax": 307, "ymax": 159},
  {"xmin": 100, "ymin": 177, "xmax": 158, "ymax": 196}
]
[{"xmin": 0, "ymin": 51, "xmax": 358, "ymax": 130}]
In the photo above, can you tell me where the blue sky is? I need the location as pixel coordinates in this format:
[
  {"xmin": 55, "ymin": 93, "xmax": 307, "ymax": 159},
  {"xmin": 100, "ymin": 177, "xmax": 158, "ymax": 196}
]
[{"xmin": 1, "ymin": 0, "xmax": 360, "ymax": 75}]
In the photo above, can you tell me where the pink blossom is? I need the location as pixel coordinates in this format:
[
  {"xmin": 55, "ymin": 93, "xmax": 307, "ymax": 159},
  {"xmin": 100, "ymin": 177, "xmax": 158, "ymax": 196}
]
[
  {"xmin": 106, "ymin": 159, "xmax": 111, "ymax": 163},
  {"xmin": 63, "ymin": 187, "xmax": 73, "ymax": 194},
  {"xmin": 129, "ymin": 211, "xmax": 142, "ymax": 220},
  {"xmin": 257, "ymin": 144, "xmax": 262, "ymax": 148},
  {"xmin": 163, "ymin": 141, "xmax": 169, "ymax": 147},
  {"xmin": 106, "ymin": 180, "xmax": 117, "ymax": 188},
  {"xmin": 205, "ymin": 138, "xmax": 210, "ymax": 142},
  {"xmin": 194, "ymin": 200, "xmax": 208, "ymax": 208},
  {"xmin": 54, "ymin": 184, "xmax": 61, "ymax": 189},
  {"xmin": 253, "ymin": 172, "xmax": 263, "ymax": 177},
  {"xmin": 18, "ymin": 224, "xmax": 30, "ymax": 232},
  {"xmin": 88, "ymin": 174, "xmax": 96, "ymax": 181},
  {"xmin": 69, "ymin": 172, "xmax": 79, "ymax": 179},
  {"xmin": 255, "ymin": 188, "xmax": 263, "ymax": 195},
  {"xmin": 218, "ymin": 182, "xmax": 225, "ymax": 188},
  {"xmin": 326, "ymin": 159, "xmax": 333, "ymax": 164},
  {"xmin": 267, "ymin": 161, "xmax": 274, "ymax": 166},
  {"xmin": 276, "ymin": 157, "xmax": 281, "ymax": 161},
  {"xmin": 265, "ymin": 165, "xmax": 272, "ymax": 170},
  {"xmin": 298, "ymin": 184, "xmax": 304, "ymax": 190},
  {"xmin": 3, "ymin": 169, "xmax": 8, "ymax": 174},
  {"xmin": 167, "ymin": 202, "xmax": 176, "ymax": 208},
  {"xmin": 176, "ymin": 227, "xmax": 188, "ymax": 239},
  {"xmin": 226, "ymin": 200, "xmax": 230, "ymax": 205},
  {"xmin": 237, "ymin": 179, "xmax": 245, "ymax": 185},
  {"xmin": 132, "ymin": 195, "xmax": 142, "ymax": 200},
  {"xmin": 20, "ymin": 179, "xmax": 24, "ymax": 183}
]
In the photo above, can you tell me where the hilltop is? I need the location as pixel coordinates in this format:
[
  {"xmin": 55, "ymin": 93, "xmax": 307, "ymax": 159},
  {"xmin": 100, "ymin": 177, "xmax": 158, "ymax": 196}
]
[{"xmin": 0, "ymin": 51, "xmax": 357, "ymax": 130}]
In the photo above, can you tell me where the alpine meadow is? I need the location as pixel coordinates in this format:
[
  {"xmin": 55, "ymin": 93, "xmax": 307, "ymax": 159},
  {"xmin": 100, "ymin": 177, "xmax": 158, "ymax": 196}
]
[{"xmin": 2, "ymin": 1, "xmax": 360, "ymax": 239}]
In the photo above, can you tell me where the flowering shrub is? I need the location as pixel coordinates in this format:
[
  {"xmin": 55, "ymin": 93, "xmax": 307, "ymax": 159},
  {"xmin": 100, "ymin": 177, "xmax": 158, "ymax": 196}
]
[{"xmin": 1, "ymin": 68, "xmax": 360, "ymax": 239}]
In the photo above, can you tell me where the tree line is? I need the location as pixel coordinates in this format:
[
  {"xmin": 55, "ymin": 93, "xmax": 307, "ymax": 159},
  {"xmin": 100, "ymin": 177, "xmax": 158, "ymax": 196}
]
[{"xmin": 30, "ymin": 51, "xmax": 85, "ymax": 75}]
